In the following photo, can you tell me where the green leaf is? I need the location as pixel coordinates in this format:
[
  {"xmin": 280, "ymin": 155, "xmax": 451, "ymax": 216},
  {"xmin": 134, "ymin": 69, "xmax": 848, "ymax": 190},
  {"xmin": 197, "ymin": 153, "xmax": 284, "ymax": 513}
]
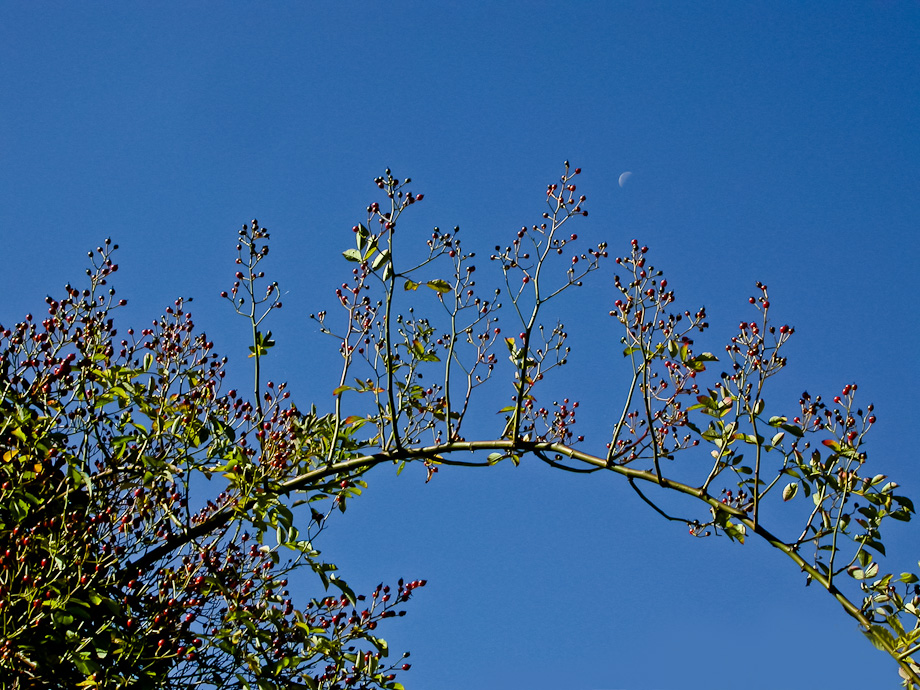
[
  {"xmin": 328, "ymin": 577, "xmax": 356, "ymax": 606},
  {"xmin": 779, "ymin": 423, "xmax": 804, "ymax": 438},
  {"xmin": 73, "ymin": 654, "xmax": 101, "ymax": 676},
  {"xmin": 723, "ymin": 521, "xmax": 746, "ymax": 543},
  {"xmin": 248, "ymin": 330, "xmax": 276, "ymax": 357},
  {"xmin": 426, "ymin": 279, "xmax": 452, "ymax": 293},
  {"xmin": 782, "ymin": 482, "xmax": 798, "ymax": 501},
  {"xmin": 404, "ymin": 279, "xmax": 419, "ymax": 291},
  {"xmin": 342, "ymin": 248, "xmax": 363, "ymax": 262},
  {"xmin": 686, "ymin": 352, "xmax": 718, "ymax": 372},
  {"xmin": 734, "ymin": 432, "xmax": 764, "ymax": 446},
  {"xmin": 372, "ymin": 249, "xmax": 391, "ymax": 271},
  {"xmin": 863, "ymin": 625, "xmax": 896, "ymax": 652},
  {"xmin": 359, "ymin": 230, "xmax": 378, "ymax": 255},
  {"xmin": 858, "ymin": 535, "xmax": 887, "ymax": 556},
  {"xmin": 487, "ymin": 452, "xmax": 503, "ymax": 465},
  {"xmin": 52, "ymin": 611, "xmax": 74, "ymax": 626}
]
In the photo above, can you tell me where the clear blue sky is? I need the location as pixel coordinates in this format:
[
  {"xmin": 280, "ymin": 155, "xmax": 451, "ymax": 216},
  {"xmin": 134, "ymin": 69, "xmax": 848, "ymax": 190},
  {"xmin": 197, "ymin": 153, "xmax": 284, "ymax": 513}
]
[{"xmin": 3, "ymin": 3, "xmax": 919, "ymax": 689}]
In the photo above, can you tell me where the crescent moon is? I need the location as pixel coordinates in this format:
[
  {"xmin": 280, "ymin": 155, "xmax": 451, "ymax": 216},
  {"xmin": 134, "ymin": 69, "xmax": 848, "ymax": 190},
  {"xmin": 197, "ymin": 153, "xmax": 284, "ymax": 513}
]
[{"xmin": 618, "ymin": 171, "xmax": 633, "ymax": 188}]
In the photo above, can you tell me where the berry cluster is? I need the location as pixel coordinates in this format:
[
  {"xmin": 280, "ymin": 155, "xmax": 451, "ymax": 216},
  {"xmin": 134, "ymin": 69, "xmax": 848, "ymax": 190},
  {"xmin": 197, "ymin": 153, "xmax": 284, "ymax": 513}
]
[{"xmin": 607, "ymin": 240, "xmax": 709, "ymax": 465}]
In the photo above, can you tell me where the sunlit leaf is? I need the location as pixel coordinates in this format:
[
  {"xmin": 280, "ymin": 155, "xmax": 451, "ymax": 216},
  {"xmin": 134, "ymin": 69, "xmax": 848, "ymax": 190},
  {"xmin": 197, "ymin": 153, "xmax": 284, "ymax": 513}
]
[
  {"xmin": 863, "ymin": 625, "xmax": 896, "ymax": 652},
  {"xmin": 372, "ymin": 249, "xmax": 391, "ymax": 271},
  {"xmin": 723, "ymin": 521, "xmax": 746, "ymax": 544},
  {"xmin": 426, "ymin": 279, "xmax": 451, "ymax": 293}
]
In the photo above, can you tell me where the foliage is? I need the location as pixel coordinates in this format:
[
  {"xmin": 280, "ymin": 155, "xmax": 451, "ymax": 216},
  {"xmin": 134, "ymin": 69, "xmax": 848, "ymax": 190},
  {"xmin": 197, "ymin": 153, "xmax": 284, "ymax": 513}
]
[
  {"xmin": 0, "ymin": 239, "xmax": 419, "ymax": 688},
  {"xmin": 1, "ymin": 164, "xmax": 919, "ymax": 687}
]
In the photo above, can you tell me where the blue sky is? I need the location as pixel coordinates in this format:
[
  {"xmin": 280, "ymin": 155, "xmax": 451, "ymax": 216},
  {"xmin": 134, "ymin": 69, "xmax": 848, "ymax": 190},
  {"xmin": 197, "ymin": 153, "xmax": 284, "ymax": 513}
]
[{"xmin": 2, "ymin": 3, "xmax": 919, "ymax": 688}]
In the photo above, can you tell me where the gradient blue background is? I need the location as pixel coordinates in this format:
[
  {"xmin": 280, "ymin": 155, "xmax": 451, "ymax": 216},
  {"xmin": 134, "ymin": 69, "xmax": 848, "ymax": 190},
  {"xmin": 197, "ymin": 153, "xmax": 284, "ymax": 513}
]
[{"xmin": 2, "ymin": 3, "xmax": 919, "ymax": 688}]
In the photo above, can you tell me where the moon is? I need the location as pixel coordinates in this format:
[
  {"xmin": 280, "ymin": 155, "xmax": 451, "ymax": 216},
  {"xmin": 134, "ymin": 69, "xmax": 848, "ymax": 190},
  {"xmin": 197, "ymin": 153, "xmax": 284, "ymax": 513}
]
[{"xmin": 618, "ymin": 171, "xmax": 633, "ymax": 188}]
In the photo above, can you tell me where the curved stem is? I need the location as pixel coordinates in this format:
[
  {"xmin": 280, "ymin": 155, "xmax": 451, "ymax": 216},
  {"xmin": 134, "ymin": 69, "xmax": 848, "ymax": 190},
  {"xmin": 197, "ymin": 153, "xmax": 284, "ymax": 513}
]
[{"xmin": 123, "ymin": 437, "xmax": 920, "ymax": 687}]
